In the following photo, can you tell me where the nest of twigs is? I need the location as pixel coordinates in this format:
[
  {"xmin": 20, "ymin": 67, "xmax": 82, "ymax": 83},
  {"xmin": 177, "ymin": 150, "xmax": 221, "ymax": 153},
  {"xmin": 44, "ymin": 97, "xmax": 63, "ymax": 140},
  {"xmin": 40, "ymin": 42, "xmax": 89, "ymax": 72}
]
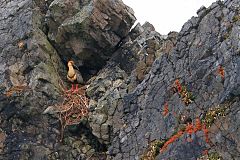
[{"xmin": 48, "ymin": 84, "xmax": 89, "ymax": 141}]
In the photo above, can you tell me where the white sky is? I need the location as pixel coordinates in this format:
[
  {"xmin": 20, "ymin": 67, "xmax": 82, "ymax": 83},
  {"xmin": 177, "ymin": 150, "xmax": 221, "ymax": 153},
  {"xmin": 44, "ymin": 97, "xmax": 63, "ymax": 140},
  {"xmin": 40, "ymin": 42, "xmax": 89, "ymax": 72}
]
[{"xmin": 122, "ymin": 0, "xmax": 217, "ymax": 35}]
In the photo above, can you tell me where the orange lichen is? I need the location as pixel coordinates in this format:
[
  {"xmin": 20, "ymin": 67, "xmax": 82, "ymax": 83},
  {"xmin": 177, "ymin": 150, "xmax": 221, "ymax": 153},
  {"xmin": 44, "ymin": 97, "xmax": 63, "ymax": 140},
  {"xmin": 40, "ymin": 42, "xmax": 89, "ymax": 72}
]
[
  {"xmin": 202, "ymin": 123, "xmax": 210, "ymax": 144},
  {"xmin": 160, "ymin": 118, "xmax": 211, "ymax": 153},
  {"xmin": 202, "ymin": 149, "xmax": 209, "ymax": 155},
  {"xmin": 162, "ymin": 102, "xmax": 169, "ymax": 117},
  {"xmin": 194, "ymin": 118, "xmax": 202, "ymax": 133},
  {"xmin": 5, "ymin": 85, "xmax": 28, "ymax": 97},
  {"xmin": 160, "ymin": 130, "xmax": 184, "ymax": 152},
  {"xmin": 174, "ymin": 79, "xmax": 182, "ymax": 93},
  {"xmin": 218, "ymin": 65, "xmax": 225, "ymax": 80},
  {"xmin": 185, "ymin": 122, "xmax": 194, "ymax": 135}
]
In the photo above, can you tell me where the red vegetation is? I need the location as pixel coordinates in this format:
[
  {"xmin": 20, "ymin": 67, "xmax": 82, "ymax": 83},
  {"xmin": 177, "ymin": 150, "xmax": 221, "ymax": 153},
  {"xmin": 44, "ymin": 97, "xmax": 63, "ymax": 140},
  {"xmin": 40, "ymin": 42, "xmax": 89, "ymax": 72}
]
[
  {"xmin": 162, "ymin": 102, "xmax": 169, "ymax": 117},
  {"xmin": 160, "ymin": 118, "xmax": 210, "ymax": 153},
  {"xmin": 160, "ymin": 130, "xmax": 184, "ymax": 152},
  {"xmin": 218, "ymin": 65, "xmax": 225, "ymax": 80},
  {"xmin": 185, "ymin": 122, "xmax": 194, "ymax": 135},
  {"xmin": 194, "ymin": 118, "xmax": 202, "ymax": 133},
  {"xmin": 174, "ymin": 79, "xmax": 182, "ymax": 93},
  {"xmin": 202, "ymin": 123, "xmax": 210, "ymax": 144},
  {"xmin": 202, "ymin": 149, "xmax": 209, "ymax": 155}
]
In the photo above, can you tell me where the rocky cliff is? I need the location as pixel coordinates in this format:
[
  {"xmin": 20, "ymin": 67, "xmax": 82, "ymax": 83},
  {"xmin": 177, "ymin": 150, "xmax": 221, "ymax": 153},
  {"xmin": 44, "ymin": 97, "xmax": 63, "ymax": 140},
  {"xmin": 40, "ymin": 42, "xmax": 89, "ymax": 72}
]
[{"xmin": 0, "ymin": 0, "xmax": 240, "ymax": 159}]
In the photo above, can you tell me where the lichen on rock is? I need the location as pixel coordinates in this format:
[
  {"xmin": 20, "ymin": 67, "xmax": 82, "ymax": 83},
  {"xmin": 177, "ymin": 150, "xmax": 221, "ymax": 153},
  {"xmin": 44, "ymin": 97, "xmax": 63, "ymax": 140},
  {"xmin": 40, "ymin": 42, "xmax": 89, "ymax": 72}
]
[{"xmin": 1, "ymin": 0, "xmax": 240, "ymax": 159}]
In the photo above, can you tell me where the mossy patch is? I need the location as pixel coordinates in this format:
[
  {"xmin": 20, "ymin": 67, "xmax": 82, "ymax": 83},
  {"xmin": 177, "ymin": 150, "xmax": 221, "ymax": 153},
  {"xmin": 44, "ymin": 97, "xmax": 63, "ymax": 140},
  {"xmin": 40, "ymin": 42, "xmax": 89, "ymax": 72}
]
[
  {"xmin": 208, "ymin": 152, "xmax": 223, "ymax": 160},
  {"xmin": 181, "ymin": 86, "xmax": 195, "ymax": 105},
  {"xmin": 141, "ymin": 140, "xmax": 165, "ymax": 160},
  {"xmin": 233, "ymin": 14, "xmax": 240, "ymax": 22},
  {"xmin": 198, "ymin": 151, "xmax": 223, "ymax": 160},
  {"xmin": 203, "ymin": 105, "xmax": 228, "ymax": 127}
]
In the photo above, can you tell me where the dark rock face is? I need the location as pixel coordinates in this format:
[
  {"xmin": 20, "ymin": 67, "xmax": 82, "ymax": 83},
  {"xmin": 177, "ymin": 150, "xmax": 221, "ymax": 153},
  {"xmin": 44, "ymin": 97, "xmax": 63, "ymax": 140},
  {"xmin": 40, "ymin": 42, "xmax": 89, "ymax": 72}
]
[
  {"xmin": 1, "ymin": 0, "xmax": 240, "ymax": 159},
  {"xmin": 86, "ymin": 22, "xmax": 177, "ymax": 146},
  {"xmin": 0, "ymin": 0, "xmax": 67, "ymax": 159},
  {"xmin": 107, "ymin": 0, "xmax": 240, "ymax": 159},
  {"xmin": 46, "ymin": 0, "xmax": 136, "ymax": 70},
  {"xmin": 0, "ymin": 0, "xmax": 134, "ymax": 159}
]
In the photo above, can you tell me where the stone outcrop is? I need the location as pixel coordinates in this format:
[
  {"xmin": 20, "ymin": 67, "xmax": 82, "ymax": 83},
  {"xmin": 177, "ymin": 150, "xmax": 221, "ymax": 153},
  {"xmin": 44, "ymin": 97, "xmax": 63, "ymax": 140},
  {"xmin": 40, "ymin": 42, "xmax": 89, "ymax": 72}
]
[
  {"xmin": 0, "ymin": 0, "xmax": 135, "ymax": 159},
  {"xmin": 0, "ymin": 0, "xmax": 67, "ymax": 159},
  {"xmin": 46, "ymin": 0, "xmax": 136, "ymax": 70},
  {"xmin": 87, "ymin": 22, "xmax": 177, "ymax": 146},
  {"xmin": 1, "ymin": 0, "xmax": 240, "ymax": 159},
  {"xmin": 106, "ymin": 0, "xmax": 240, "ymax": 159}
]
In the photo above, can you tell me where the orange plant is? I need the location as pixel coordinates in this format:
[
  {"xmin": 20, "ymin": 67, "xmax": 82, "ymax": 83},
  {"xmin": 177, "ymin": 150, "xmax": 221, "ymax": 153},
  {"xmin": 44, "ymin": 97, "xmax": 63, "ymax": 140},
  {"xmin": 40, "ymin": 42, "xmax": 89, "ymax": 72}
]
[
  {"xmin": 202, "ymin": 123, "xmax": 210, "ymax": 144},
  {"xmin": 194, "ymin": 118, "xmax": 202, "ymax": 133},
  {"xmin": 174, "ymin": 79, "xmax": 182, "ymax": 93},
  {"xmin": 162, "ymin": 102, "xmax": 169, "ymax": 117},
  {"xmin": 185, "ymin": 122, "xmax": 194, "ymax": 135},
  {"xmin": 4, "ymin": 85, "xmax": 29, "ymax": 97},
  {"xmin": 159, "ymin": 117, "xmax": 210, "ymax": 153},
  {"xmin": 173, "ymin": 79, "xmax": 194, "ymax": 105},
  {"xmin": 185, "ymin": 122, "xmax": 194, "ymax": 142},
  {"xmin": 217, "ymin": 65, "xmax": 224, "ymax": 80},
  {"xmin": 160, "ymin": 130, "xmax": 184, "ymax": 153}
]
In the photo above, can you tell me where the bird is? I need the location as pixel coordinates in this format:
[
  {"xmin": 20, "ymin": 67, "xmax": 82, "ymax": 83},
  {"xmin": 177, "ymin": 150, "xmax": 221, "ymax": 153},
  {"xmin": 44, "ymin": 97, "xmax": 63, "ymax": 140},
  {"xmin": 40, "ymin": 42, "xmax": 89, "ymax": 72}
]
[{"xmin": 67, "ymin": 60, "xmax": 84, "ymax": 92}]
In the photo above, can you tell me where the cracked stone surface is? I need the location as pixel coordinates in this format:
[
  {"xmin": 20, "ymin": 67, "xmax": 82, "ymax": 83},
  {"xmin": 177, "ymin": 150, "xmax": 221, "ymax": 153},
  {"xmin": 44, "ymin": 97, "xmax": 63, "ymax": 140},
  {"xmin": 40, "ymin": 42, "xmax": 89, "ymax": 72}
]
[
  {"xmin": 107, "ymin": 0, "xmax": 240, "ymax": 159},
  {"xmin": 1, "ymin": 0, "xmax": 240, "ymax": 159},
  {"xmin": 0, "ymin": 0, "xmax": 134, "ymax": 159},
  {"xmin": 46, "ymin": 0, "xmax": 136, "ymax": 70}
]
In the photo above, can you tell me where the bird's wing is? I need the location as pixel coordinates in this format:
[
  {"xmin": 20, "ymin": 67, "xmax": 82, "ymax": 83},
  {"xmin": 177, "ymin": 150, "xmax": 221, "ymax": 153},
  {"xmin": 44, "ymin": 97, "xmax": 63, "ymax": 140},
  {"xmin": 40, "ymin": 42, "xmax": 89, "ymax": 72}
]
[{"xmin": 75, "ymin": 70, "xmax": 84, "ymax": 84}]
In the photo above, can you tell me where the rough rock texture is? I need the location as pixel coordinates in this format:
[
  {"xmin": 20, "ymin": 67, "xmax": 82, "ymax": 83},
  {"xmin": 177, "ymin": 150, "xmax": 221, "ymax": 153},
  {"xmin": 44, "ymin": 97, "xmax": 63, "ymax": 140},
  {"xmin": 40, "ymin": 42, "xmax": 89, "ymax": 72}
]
[
  {"xmin": 0, "ymin": 0, "xmax": 134, "ymax": 159},
  {"xmin": 0, "ymin": 0, "xmax": 69, "ymax": 159},
  {"xmin": 87, "ymin": 22, "xmax": 177, "ymax": 145},
  {"xmin": 107, "ymin": 0, "xmax": 240, "ymax": 159},
  {"xmin": 46, "ymin": 0, "xmax": 136, "ymax": 70},
  {"xmin": 1, "ymin": 0, "xmax": 240, "ymax": 159}
]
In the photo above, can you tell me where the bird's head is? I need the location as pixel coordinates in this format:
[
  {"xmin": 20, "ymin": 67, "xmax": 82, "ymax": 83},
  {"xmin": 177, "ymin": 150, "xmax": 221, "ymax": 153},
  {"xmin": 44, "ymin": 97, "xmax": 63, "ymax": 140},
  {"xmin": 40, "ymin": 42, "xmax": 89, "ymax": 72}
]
[
  {"xmin": 68, "ymin": 60, "xmax": 80, "ymax": 70},
  {"xmin": 68, "ymin": 60, "xmax": 74, "ymax": 67}
]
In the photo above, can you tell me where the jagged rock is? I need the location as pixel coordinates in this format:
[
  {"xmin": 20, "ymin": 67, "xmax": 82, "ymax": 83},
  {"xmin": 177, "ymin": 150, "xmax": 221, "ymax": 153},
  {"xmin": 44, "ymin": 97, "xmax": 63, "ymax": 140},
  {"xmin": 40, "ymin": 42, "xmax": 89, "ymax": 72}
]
[
  {"xmin": 2, "ymin": 0, "xmax": 240, "ymax": 159},
  {"xmin": 46, "ymin": 0, "xmax": 136, "ymax": 70},
  {"xmin": 108, "ymin": 0, "xmax": 240, "ymax": 159},
  {"xmin": 87, "ymin": 62, "xmax": 127, "ymax": 144},
  {"xmin": 0, "ymin": 0, "xmax": 133, "ymax": 159},
  {"xmin": 0, "ymin": 1, "xmax": 66, "ymax": 159},
  {"xmin": 86, "ymin": 21, "xmax": 177, "ymax": 146}
]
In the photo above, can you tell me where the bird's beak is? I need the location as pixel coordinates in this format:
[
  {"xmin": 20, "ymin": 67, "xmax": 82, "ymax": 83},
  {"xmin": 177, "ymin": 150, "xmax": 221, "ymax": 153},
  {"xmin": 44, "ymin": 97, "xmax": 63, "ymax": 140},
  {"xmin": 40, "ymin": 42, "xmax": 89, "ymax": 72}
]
[{"xmin": 73, "ymin": 63, "xmax": 80, "ymax": 70}]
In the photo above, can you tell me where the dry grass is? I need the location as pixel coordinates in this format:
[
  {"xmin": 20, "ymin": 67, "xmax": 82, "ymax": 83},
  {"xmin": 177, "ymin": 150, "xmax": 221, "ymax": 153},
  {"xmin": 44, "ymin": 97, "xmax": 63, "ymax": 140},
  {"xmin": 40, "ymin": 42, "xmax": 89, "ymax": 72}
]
[
  {"xmin": 4, "ymin": 85, "xmax": 28, "ymax": 97},
  {"xmin": 54, "ymin": 83, "xmax": 89, "ymax": 141}
]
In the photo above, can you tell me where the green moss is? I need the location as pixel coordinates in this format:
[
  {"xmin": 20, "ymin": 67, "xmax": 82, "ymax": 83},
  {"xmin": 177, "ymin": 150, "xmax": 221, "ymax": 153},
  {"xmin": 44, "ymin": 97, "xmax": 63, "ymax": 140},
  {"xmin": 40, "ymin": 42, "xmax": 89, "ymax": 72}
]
[
  {"xmin": 233, "ymin": 14, "xmax": 240, "ymax": 22},
  {"xmin": 141, "ymin": 140, "xmax": 166, "ymax": 160},
  {"xmin": 180, "ymin": 86, "xmax": 195, "ymax": 105},
  {"xmin": 198, "ymin": 151, "xmax": 223, "ymax": 160},
  {"xmin": 223, "ymin": 33, "xmax": 230, "ymax": 40},
  {"xmin": 208, "ymin": 152, "xmax": 223, "ymax": 160},
  {"xmin": 204, "ymin": 105, "xmax": 228, "ymax": 127},
  {"xmin": 153, "ymin": 140, "xmax": 165, "ymax": 155}
]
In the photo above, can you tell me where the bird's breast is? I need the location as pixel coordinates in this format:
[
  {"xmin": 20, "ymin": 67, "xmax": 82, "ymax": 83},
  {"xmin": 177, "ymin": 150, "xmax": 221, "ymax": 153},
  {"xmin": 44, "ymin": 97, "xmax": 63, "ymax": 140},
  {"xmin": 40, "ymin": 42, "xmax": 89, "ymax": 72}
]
[{"xmin": 67, "ymin": 67, "xmax": 77, "ymax": 81}]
